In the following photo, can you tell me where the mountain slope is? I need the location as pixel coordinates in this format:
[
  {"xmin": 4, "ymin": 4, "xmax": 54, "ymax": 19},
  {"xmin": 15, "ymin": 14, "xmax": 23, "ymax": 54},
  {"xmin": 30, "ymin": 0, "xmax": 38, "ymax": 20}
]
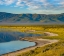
[{"xmin": 0, "ymin": 12, "xmax": 64, "ymax": 24}]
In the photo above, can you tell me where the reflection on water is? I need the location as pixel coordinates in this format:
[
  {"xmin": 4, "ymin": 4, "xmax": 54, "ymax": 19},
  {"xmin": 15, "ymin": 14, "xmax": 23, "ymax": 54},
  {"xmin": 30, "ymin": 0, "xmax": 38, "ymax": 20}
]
[
  {"xmin": 0, "ymin": 31, "xmax": 41, "ymax": 43},
  {"xmin": 0, "ymin": 31, "xmax": 41, "ymax": 55}
]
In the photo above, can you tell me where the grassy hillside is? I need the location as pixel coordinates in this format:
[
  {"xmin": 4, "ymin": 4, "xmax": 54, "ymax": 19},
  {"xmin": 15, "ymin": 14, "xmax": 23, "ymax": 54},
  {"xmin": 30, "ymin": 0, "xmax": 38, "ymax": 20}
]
[
  {"xmin": 15, "ymin": 25, "xmax": 64, "ymax": 56},
  {"xmin": 0, "ymin": 12, "xmax": 64, "ymax": 23}
]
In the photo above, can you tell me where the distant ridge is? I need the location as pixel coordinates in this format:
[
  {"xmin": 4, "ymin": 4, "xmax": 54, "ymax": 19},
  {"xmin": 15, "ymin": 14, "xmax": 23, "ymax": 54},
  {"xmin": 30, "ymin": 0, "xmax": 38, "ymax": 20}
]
[{"xmin": 0, "ymin": 12, "xmax": 64, "ymax": 25}]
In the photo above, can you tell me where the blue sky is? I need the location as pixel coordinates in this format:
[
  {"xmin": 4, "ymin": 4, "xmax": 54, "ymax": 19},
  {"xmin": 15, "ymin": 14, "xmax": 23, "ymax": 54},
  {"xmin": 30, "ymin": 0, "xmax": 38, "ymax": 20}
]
[{"xmin": 0, "ymin": 0, "xmax": 64, "ymax": 14}]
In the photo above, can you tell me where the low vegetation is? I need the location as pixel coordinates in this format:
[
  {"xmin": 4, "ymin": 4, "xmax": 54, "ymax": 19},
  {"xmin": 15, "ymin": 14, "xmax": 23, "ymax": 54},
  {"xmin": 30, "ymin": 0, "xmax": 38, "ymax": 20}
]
[
  {"xmin": 15, "ymin": 25, "xmax": 64, "ymax": 56},
  {"xmin": 0, "ymin": 25, "xmax": 64, "ymax": 56}
]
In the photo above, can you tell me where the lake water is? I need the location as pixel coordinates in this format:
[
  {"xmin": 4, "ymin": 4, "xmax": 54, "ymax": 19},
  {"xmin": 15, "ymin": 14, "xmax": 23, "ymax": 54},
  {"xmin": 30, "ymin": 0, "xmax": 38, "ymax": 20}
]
[
  {"xmin": 0, "ymin": 31, "xmax": 41, "ymax": 55},
  {"xmin": 0, "ymin": 31, "xmax": 41, "ymax": 42},
  {"xmin": 0, "ymin": 40, "xmax": 35, "ymax": 55}
]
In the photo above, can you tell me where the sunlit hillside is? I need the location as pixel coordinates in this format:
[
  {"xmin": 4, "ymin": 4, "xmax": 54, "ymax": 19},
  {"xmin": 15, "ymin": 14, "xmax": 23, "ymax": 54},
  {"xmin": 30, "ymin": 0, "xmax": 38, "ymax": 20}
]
[{"xmin": 0, "ymin": 12, "xmax": 64, "ymax": 24}]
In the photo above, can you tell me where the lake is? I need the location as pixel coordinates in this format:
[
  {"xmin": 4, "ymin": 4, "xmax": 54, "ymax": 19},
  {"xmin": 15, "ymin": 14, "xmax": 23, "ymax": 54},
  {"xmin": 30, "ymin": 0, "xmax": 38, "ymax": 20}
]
[
  {"xmin": 0, "ymin": 31, "xmax": 41, "ymax": 42},
  {"xmin": 0, "ymin": 40, "xmax": 35, "ymax": 55},
  {"xmin": 0, "ymin": 31, "xmax": 41, "ymax": 55}
]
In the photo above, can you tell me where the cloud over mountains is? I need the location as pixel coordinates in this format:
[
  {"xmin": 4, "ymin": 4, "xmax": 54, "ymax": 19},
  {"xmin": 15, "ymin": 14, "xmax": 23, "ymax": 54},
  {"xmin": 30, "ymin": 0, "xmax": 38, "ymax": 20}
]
[
  {"xmin": 0, "ymin": 0, "xmax": 64, "ymax": 14},
  {"xmin": 0, "ymin": 0, "xmax": 64, "ymax": 10}
]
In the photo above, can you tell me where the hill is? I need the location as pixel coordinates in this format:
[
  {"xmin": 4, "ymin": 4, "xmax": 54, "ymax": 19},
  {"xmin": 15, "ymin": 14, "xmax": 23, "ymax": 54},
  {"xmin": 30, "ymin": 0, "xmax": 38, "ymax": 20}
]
[{"xmin": 0, "ymin": 12, "xmax": 64, "ymax": 24}]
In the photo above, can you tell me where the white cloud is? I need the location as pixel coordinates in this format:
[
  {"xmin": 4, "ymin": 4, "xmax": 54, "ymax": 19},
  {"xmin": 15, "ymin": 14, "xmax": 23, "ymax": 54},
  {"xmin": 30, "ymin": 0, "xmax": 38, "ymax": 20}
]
[
  {"xmin": 32, "ymin": 9, "xmax": 63, "ymax": 14},
  {"xmin": 0, "ymin": 0, "xmax": 15, "ymax": 5},
  {"xmin": 53, "ymin": 0, "xmax": 64, "ymax": 10},
  {"xmin": 16, "ymin": 0, "xmax": 41, "ymax": 9},
  {"xmin": 0, "ymin": 0, "xmax": 64, "ymax": 11},
  {"xmin": 4, "ymin": 0, "xmax": 15, "ymax": 5},
  {"xmin": 58, "ymin": 1, "xmax": 64, "ymax": 7},
  {"xmin": 28, "ymin": 6, "xmax": 40, "ymax": 10},
  {"xmin": 16, "ymin": 0, "xmax": 24, "ymax": 7}
]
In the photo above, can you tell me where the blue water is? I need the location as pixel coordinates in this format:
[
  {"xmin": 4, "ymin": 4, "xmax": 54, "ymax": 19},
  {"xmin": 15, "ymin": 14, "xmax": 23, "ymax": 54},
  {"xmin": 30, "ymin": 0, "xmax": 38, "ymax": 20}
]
[
  {"xmin": 0, "ymin": 31, "xmax": 41, "ymax": 42},
  {"xmin": 0, "ymin": 40, "xmax": 35, "ymax": 55},
  {"xmin": 0, "ymin": 31, "xmax": 41, "ymax": 55}
]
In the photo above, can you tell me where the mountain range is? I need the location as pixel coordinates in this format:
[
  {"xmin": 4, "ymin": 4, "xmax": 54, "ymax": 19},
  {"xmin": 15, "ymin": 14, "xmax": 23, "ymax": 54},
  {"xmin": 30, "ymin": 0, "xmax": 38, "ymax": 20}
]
[{"xmin": 0, "ymin": 12, "xmax": 64, "ymax": 25}]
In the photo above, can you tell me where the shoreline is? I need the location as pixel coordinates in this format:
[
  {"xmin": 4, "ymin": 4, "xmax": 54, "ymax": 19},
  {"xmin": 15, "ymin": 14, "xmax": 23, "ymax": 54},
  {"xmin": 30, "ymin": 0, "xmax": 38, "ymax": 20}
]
[
  {"xmin": 1, "ymin": 41, "xmax": 37, "ymax": 56},
  {"xmin": 1, "ymin": 39, "xmax": 59, "ymax": 56}
]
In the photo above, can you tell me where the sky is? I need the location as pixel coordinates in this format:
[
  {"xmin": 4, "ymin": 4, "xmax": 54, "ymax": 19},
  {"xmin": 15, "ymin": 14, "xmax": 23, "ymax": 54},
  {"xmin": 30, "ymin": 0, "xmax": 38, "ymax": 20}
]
[{"xmin": 0, "ymin": 0, "xmax": 64, "ymax": 14}]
